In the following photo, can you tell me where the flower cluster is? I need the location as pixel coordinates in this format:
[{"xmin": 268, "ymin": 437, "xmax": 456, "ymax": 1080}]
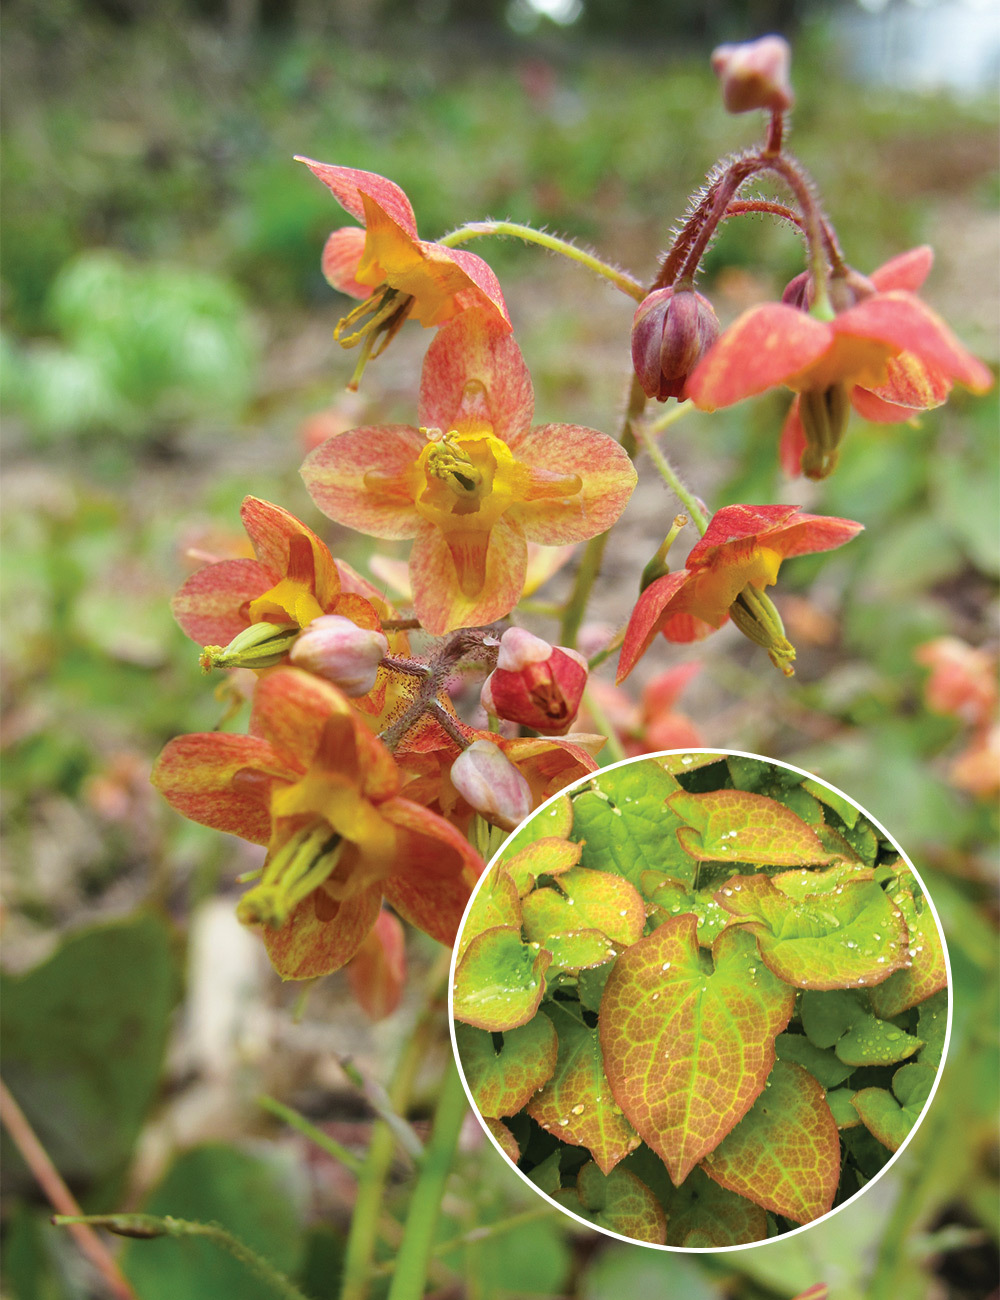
[{"xmin": 152, "ymin": 36, "xmax": 990, "ymax": 1013}]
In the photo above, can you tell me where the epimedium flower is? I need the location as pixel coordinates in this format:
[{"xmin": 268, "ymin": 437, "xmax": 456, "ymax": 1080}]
[
  {"xmin": 617, "ymin": 504, "xmax": 863, "ymax": 683},
  {"xmin": 301, "ymin": 308, "xmax": 638, "ymax": 636},
  {"xmin": 687, "ymin": 245, "xmax": 992, "ymax": 478},
  {"xmin": 172, "ymin": 496, "xmax": 394, "ymax": 708},
  {"xmin": 152, "ymin": 668, "xmax": 482, "ymax": 979},
  {"xmin": 297, "ymin": 157, "xmax": 511, "ymax": 385}
]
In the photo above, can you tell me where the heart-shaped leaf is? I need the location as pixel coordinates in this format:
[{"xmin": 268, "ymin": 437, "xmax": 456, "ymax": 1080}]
[
  {"xmin": 714, "ymin": 873, "xmax": 909, "ymax": 990},
  {"xmin": 456, "ymin": 1017, "xmax": 558, "ymax": 1117},
  {"xmin": 669, "ymin": 789, "xmax": 837, "ymax": 866},
  {"xmin": 643, "ymin": 874, "xmax": 731, "ymax": 946},
  {"xmin": 457, "ymin": 864, "xmax": 522, "ymax": 961},
  {"xmin": 851, "ymin": 1061, "xmax": 936, "ymax": 1151},
  {"xmin": 663, "ymin": 1165, "xmax": 768, "ymax": 1248},
  {"xmin": 526, "ymin": 1003, "xmax": 640, "ymax": 1175},
  {"xmin": 453, "ymin": 927, "xmax": 550, "ymax": 1030},
  {"xmin": 835, "ymin": 1014, "xmax": 923, "ymax": 1067},
  {"xmin": 504, "ymin": 793, "xmax": 574, "ymax": 855},
  {"xmin": 523, "ymin": 867, "xmax": 645, "ymax": 949},
  {"xmin": 502, "ymin": 837, "xmax": 583, "ymax": 899},
  {"xmin": 916, "ymin": 989, "xmax": 948, "ymax": 1069},
  {"xmin": 599, "ymin": 916, "xmax": 795, "ymax": 1184},
  {"xmin": 484, "ymin": 1116, "xmax": 521, "ymax": 1163},
  {"xmin": 800, "ymin": 778, "xmax": 860, "ymax": 828},
  {"xmin": 867, "ymin": 882, "xmax": 947, "ymax": 1018},
  {"xmin": 520, "ymin": 897, "xmax": 618, "ymax": 975},
  {"xmin": 823, "ymin": 1088, "xmax": 862, "ymax": 1128},
  {"xmin": 573, "ymin": 762, "xmax": 695, "ymax": 887},
  {"xmin": 701, "ymin": 1060, "xmax": 840, "ymax": 1224},
  {"xmin": 775, "ymin": 1033, "xmax": 854, "ymax": 1089},
  {"xmin": 565, "ymin": 1162, "xmax": 667, "ymax": 1244}
]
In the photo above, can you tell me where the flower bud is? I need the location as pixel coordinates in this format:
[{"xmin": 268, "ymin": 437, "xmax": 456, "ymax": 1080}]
[
  {"xmin": 289, "ymin": 614, "xmax": 388, "ymax": 696},
  {"xmin": 480, "ymin": 627, "xmax": 588, "ymax": 736},
  {"xmin": 631, "ymin": 286, "xmax": 720, "ymax": 401},
  {"xmin": 711, "ymin": 37, "xmax": 794, "ymax": 115},
  {"xmin": 450, "ymin": 740, "xmax": 534, "ymax": 832}
]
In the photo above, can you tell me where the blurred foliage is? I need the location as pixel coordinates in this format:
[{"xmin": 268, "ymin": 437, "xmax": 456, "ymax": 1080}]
[{"xmin": 1, "ymin": 7, "xmax": 997, "ymax": 1300}]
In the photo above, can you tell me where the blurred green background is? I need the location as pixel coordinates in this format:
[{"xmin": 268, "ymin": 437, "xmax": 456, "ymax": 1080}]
[{"xmin": 1, "ymin": 0, "xmax": 997, "ymax": 1296}]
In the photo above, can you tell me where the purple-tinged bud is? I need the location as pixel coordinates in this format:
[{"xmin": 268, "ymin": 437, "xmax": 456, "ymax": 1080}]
[
  {"xmin": 631, "ymin": 286, "xmax": 720, "ymax": 401},
  {"xmin": 711, "ymin": 37, "xmax": 794, "ymax": 115},
  {"xmin": 289, "ymin": 614, "xmax": 388, "ymax": 696},
  {"xmin": 450, "ymin": 740, "xmax": 534, "ymax": 832},
  {"xmin": 781, "ymin": 270, "xmax": 813, "ymax": 311},
  {"xmin": 783, "ymin": 266, "xmax": 877, "ymax": 315}
]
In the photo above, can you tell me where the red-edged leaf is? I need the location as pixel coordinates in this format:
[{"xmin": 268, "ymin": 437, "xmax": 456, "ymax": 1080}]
[
  {"xmin": 867, "ymin": 881, "xmax": 947, "ymax": 1018},
  {"xmin": 599, "ymin": 916, "xmax": 795, "ymax": 1184},
  {"xmin": 701, "ymin": 1059, "xmax": 840, "ymax": 1224},
  {"xmin": 525, "ymin": 867, "xmax": 646, "ymax": 948},
  {"xmin": 669, "ymin": 788, "xmax": 836, "ymax": 866},
  {"xmin": 644, "ymin": 875, "xmax": 731, "ymax": 946},
  {"xmin": 455, "ymin": 1016, "xmax": 558, "ymax": 1118},
  {"xmin": 714, "ymin": 872, "xmax": 909, "ymax": 991},
  {"xmin": 851, "ymin": 1060, "xmax": 936, "ymax": 1151},
  {"xmin": 484, "ymin": 1116, "xmax": 521, "ymax": 1164},
  {"xmin": 526, "ymin": 1003, "xmax": 641, "ymax": 1175},
  {"xmin": 567, "ymin": 1162, "xmax": 667, "ymax": 1244},
  {"xmin": 501, "ymin": 836, "xmax": 582, "ymax": 898},
  {"xmin": 453, "ymin": 927, "xmax": 550, "ymax": 1031},
  {"xmin": 457, "ymin": 861, "xmax": 523, "ymax": 960}
]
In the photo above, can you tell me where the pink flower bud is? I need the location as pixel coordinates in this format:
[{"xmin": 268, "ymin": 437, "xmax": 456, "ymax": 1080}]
[
  {"xmin": 631, "ymin": 286, "xmax": 720, "ymax": 401},
  {"xmin": 289, "ymin": 614, "xmax": 388, "ymax": 696},
  {"xmin": 450, "ymin": 740, "xmax": 534, "ymax": 832},
  {"xmin": 480, "ymin": 627, "xmax": 588, "ymax": 736},
  {"xmin": 711, "ymin": 36, "xmax": 794, "ymax": 115}
]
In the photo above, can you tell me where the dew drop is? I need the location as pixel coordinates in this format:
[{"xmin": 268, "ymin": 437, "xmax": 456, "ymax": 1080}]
[
  {"xmin": 571, "ymin": 1103, "xmax": 585, "ymax": 1115},
  {"xmin": 661, "ymin": 962, "xmax": 671, "ymax": 970},
  {"xmin": 558, "ymin": 1117, "xmax": 569, "ymax": 1127}
]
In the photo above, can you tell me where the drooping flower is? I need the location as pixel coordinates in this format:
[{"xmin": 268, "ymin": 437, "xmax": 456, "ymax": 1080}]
[
  {"xmin": 617, "ymin": 504, "xmax": 863, "ymax": 682},
  {"xmin": 481, "ymin": 627, "xmax": 588, "ymax": 736},
  {"xmin": 301, "ymin": 308, "xmax": 638, "ymax": 635},
  {"xmin": 711, "ymin": 36, "xmax": 794, "ymax": 115},
  {"xmin": 688, "ymin": 246, "xmax": 992, "ymax": 478},
  {"xmin": 172, "ymin": 496, "xmax": 396, "ymax": 706},
  {"xmin": 152, "ymin": 668, "xmax": 482, "ymax": 979},
  {"xmin": 297, "ymin": 157, "xmax": 510, "ymax": 382}
]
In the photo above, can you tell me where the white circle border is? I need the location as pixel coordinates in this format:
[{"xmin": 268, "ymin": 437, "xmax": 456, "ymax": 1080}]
[{"xmin": 447, "ymin": 746, "xmax": 954, "ymax": 1254}]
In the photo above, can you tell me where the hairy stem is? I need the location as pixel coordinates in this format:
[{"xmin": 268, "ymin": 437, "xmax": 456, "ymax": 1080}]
[
  {"xmin": 439, "ymin": 221, "xmax": 646, "ymax": 301},
  {"xmin": 582, "ymin": 685, "xmax": 627, "ymax": 765},
  {"xmin": 633, "ymin": 419, "xmax": 709, "ymax": 535}
]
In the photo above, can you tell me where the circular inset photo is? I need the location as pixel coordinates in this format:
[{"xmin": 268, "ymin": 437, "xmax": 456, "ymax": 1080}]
[{"xmin": 449, "ymin": 750, "xmax": 950, "ymax": 1251}]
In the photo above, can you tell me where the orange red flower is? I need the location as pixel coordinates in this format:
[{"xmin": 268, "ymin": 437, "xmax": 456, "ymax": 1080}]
[
  {"xmin": 152, "ymin": 669, "xmax": 482, "ymax": 978},
  {"xmin": 301, "ymin": 309, "xmax": 637, "ymax": 635},
  {"xmin": 617, "ymin": 504, "xmax": 862, "ymax": 682}
]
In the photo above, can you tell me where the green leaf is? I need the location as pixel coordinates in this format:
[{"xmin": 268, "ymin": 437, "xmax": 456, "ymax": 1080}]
[
  {"xmin": 768, "ymin": 861, "xmax": 877, "ymax": 899},
  {"xmin": 500, "ymin": 836, "xmax": 583, "ymax": 899},
  {"xmin": 800, "ymin": 989, "xmax": 864, "ymax": 1049},
  {"xmin": 572, "ymin": 761, "xmax": 695, "ymax": 888},
  {"xmin": 824, "ymin": 1088, "xmax": 862, "ymax": 1128},
  {"xmin": 657, "ymin": 752, "xmax": 725, "ymax": 776},
  {"xmin": 453, "ymin": 927, "xmax": 550, "ymax": 1031},
  {"xmin": 0, "ymin": 913, "xmax": 176, "ymax": 1185},
  {"xmin": 715, "ymin": 873, "xmax": 909, "ymax": 990},
  {"xmin": 455, "ymin": 1018, "xmax": 558, "ymax": 1118},
  {"xmin": 526, "ymin": 1003, "xmax": 640, "ymax": 1175},
  {"xmin": 503, "ymin": 794, "xmax": 574, "ymax": 857},
  {"xmin": 701, "ymin": 1060, "xmax": 840, "ymax": 1225},
  {"xmin": 668, "ymin": 789, "xmax": 836, "ymax": 866},
  {"xmin": 599, "ymin": 916, "xmax": 795, "ymax": 1183},
  {"xmin": 578, "ymin": 962, "xmax": 614, "ymax": 1013},
  {"xmin": 643, "ymin": 875, "xmax": 731, "ymax": 946},
  {"xmin": 867, "ymin": 882, "xmax": 948, "ymax": 1018},
  {"xmin": 916, "ymin": 989, "xmax": 948, "ymax": 1069},
  {"xmin": 520, "ymin": 901, "xmax": 617, "ymax": 975},
  {"xmin": 457, "ymin": 863, "xmax": 522, "ymax": 961},
  {"xmin": 120, "ymin": 1144, "xmax": 304, "ymax": 1300},
  {"xmin": 527, "ymin": 1149, "xmax": 563, "ymax": 1195},
  {"xmin": 663, "ymin": 1165, "xmax": 768, "ymax": 1248},
  {"xmin": 835, "ymin": 1013, "xmax": 923, "ymax": 1066},
  {"xmin": 800, "ymin": 778, "xmax": 860, "ymax": 828},
  {"xmin": 775, "ymin": 1032, "xmax": 854, "ymax": 1089},
  {"xmin": 580, "ymin": 1244, "xmax": 717, "ymax": 1300},
  {"xmin": 851, "ymin": 1061, "xmax": 936, "ymax": 1152},
  {"xmin": 565, "ymin": 1162, "xmax": 667, "ymax": 1244}
]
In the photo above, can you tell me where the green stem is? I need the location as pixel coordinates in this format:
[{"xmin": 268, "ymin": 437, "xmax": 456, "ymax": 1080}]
[
  {"xmin": 632, "ymin": 417, "xmax": 709, "ymax": 535},
  {"xmin": 439, "ymin": 222, "xmax": 646, "ymax": 302},
  {"xmin": 53, "ymin": 1215, "xmax": 307, "ymax": 1300},
  {"xmin": 582, "ymin": 684, "xmax": 627, "ymax": 766},
  {"xmin": 339, "ymin": 951, "xmax": 451, "ymax": 1300},
  {"xmin": 386, "ymin": 1058, "xmax": 468, "ymax": 1300},
  {"xmin": 257, "ymin": 1095, "xmax": 365, "ymax": 1177},
  {"xmin": 369, "ymin": 1205, "xmax": 559, "ymax": 1277},
  {"xmin": 559, "ymin": 375, "xmax": 647, "ymax": 647}
]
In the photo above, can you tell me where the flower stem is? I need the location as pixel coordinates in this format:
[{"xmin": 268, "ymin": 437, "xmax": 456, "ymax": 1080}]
[
  {"xmin": 582, "ymin": 685, "xmax": 627, "ymax": 765},
  {"xmin": 632, "ymin": 418, "xmax": 709, "ymax": 535},
  {"xmin": 439, "ymin": 222, "xmax": 647, "ymax": 302},
  {"xmin": 257, "ymin": 1094, "xmax": 365, "ymax": 1177},
  {"xmin": 385, "ymin": 1057, "xmax": 468, "ymax": 1300},
  {"xmin": 559, "ymin": 375, "xmax": 647, "ymax": 647},
  {"xmin": 338, "ymin": 951, "xmax": 451, "ymax": 1300},
  {"xmin": 0, "ymin": 1078, "xmax": 137, "ymax": 1300},
  {"xmin": 53, "ymin": 1214, "xmax": 308, "ymax": 1300}
]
